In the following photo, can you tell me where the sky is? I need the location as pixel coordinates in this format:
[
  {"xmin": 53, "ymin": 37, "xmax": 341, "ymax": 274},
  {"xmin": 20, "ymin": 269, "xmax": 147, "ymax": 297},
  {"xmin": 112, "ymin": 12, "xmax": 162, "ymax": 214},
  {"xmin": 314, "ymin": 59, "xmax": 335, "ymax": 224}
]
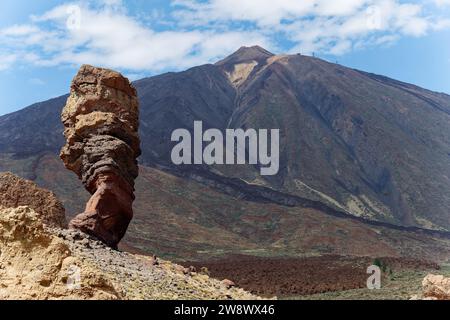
[{"xmin": 0, "ymin": 0, "xmax": 449, "ymax": 116}]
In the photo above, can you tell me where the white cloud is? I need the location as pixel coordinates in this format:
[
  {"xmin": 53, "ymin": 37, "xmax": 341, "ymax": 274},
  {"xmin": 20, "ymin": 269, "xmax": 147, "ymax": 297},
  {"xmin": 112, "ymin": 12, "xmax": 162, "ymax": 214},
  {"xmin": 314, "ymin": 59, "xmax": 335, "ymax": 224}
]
[{"xmin": 0, "ymin": 0, "xmax": 448, "ymax": 73}]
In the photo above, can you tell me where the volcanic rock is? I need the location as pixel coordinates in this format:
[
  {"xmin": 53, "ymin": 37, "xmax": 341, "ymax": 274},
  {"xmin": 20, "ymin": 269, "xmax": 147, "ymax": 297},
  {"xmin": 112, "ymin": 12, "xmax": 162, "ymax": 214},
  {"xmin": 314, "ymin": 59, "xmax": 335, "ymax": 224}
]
[
  {"xmin": 60, "ymin": 65, "xmax": 141, "ymax": 248},
  {"xmin": 422, "ymin": 274, "xmax": 450, "ymax": 300},
  {"xmin": 0, "ymin": 205, "xmax": 259, "ymax": 300},
  {"xmin": 0, "ymin": 172, "xmax": 66, "ymax": 227}
]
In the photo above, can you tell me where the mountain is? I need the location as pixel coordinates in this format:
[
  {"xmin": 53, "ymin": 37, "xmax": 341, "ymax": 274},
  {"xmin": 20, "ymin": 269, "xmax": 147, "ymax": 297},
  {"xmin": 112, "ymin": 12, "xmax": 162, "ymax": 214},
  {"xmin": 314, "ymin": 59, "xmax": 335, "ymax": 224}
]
[{"xmin": 1, "ymin": 46, "xmax": 450, "ymax": 262}]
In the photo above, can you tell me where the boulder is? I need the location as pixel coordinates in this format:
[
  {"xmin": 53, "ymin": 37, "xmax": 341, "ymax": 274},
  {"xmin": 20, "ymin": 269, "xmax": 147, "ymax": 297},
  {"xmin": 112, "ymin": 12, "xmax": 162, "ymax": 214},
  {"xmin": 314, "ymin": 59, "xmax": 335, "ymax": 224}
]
[{"xmin": 0, "ymin": 206, "xmax": 120, "ymax": 300}]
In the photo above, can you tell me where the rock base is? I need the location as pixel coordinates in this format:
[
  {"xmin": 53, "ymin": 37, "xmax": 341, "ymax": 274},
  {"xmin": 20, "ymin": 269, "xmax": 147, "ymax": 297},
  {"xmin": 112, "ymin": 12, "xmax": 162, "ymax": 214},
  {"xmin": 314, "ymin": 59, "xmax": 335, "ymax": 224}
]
[{"xmin": 422, "ymin": 274, "xmax": 450, "ymax": 300}]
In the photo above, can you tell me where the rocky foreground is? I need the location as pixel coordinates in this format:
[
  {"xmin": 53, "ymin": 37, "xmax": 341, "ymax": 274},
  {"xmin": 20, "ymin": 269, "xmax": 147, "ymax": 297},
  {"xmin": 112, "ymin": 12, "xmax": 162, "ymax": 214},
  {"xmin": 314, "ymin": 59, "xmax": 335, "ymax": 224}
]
[
  {"xmin": 0, "ymin": 172, "xmax": 257, "ymax": 300},
  {"xmin": 420, "ymin": 274, "xmax": 450, "ymax": 300},
  {"xmin": 1, "ymin": 171, "xmax": 450, "ymax": 300}
]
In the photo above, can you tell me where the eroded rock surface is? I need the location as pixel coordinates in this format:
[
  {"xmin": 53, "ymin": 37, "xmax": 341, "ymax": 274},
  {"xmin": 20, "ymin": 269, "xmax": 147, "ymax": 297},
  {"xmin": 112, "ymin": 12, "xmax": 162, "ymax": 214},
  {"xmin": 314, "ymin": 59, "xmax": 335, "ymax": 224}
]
[
  {"xmin": 0, "ymin": 206, "xmax": 119, "ymax": 300},
  {"xmin": 60, "ymin": 65, "xmax": 141, "ymax": 247},
  {"xmin": 0, "ymin": 172, "xmax": 66, "ymax": 227},
  {"xmin": 0, "ymin": 205, "xmax": 259, "ymax": 300}
]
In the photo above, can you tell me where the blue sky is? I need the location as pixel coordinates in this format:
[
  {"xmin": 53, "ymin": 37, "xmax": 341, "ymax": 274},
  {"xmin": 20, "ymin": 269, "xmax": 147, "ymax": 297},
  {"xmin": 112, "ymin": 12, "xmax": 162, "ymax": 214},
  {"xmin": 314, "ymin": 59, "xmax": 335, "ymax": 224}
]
[{"xmin": 1, "ymin": 0, "xmax": 450, "ymax": 116}]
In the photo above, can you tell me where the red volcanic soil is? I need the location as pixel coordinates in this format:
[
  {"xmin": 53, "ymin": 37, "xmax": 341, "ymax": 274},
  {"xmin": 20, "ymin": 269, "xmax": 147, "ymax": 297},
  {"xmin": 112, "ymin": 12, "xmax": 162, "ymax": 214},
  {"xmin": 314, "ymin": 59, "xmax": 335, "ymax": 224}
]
[{"xmin": 182, "ymin": 255, "xmax": 439, "ymax": 297}]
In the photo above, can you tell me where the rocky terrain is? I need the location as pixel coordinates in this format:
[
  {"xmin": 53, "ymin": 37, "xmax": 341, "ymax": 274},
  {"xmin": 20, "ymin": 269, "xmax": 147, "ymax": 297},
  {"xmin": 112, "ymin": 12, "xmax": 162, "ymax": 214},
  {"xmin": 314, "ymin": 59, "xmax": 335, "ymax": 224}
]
[
  {"xmin": 0, "ymin": 173, "xmax": 258, "ymax": 300},
  {"xmin": 421, "ymin": 274, "xmax": 450, "ymax": 300},
  {"xmin": 61, "ymin": 65, "xmax": 141, "ymax": 248},
  {"xmin": 295, "ymin": 268, "xmax": 450, "ymax": 300},
  {"xmin": 2, "ymin": 46, "xmax": 450, "ymax": 234},
  {"xmin": 1, "ymin": 46, "xmax": 450, "ymax": 299}
]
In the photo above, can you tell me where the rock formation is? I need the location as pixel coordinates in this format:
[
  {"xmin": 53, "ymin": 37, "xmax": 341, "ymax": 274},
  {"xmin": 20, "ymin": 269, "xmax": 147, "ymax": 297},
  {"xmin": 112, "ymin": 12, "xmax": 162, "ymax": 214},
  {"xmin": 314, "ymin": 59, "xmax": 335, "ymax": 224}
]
[
  {"xmin": 422, "ymin": 274, "xmax": 450, "ymax": 300},
  {"xmin": 60, "ymin": 65, "xmax": 141, "ymax": 248},
  {"xmin": 0, "ymin": 172, "xmax": 66, "ymax": 227}
]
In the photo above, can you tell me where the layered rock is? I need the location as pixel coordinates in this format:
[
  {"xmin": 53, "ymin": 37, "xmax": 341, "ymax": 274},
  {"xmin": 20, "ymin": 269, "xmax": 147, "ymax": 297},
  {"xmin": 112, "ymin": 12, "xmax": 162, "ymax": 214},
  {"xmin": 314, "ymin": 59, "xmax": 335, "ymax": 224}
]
[
  {"xmin": 422, "ymin": 274, "xmax": 450, "ymax": 300},
  {"xmin": 60, "ymin": 65, "xmax": 141, "ymax": 248},
  {"xmin": 0, "ymin": 172, "xmax": 66, "ymax": 227}
]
